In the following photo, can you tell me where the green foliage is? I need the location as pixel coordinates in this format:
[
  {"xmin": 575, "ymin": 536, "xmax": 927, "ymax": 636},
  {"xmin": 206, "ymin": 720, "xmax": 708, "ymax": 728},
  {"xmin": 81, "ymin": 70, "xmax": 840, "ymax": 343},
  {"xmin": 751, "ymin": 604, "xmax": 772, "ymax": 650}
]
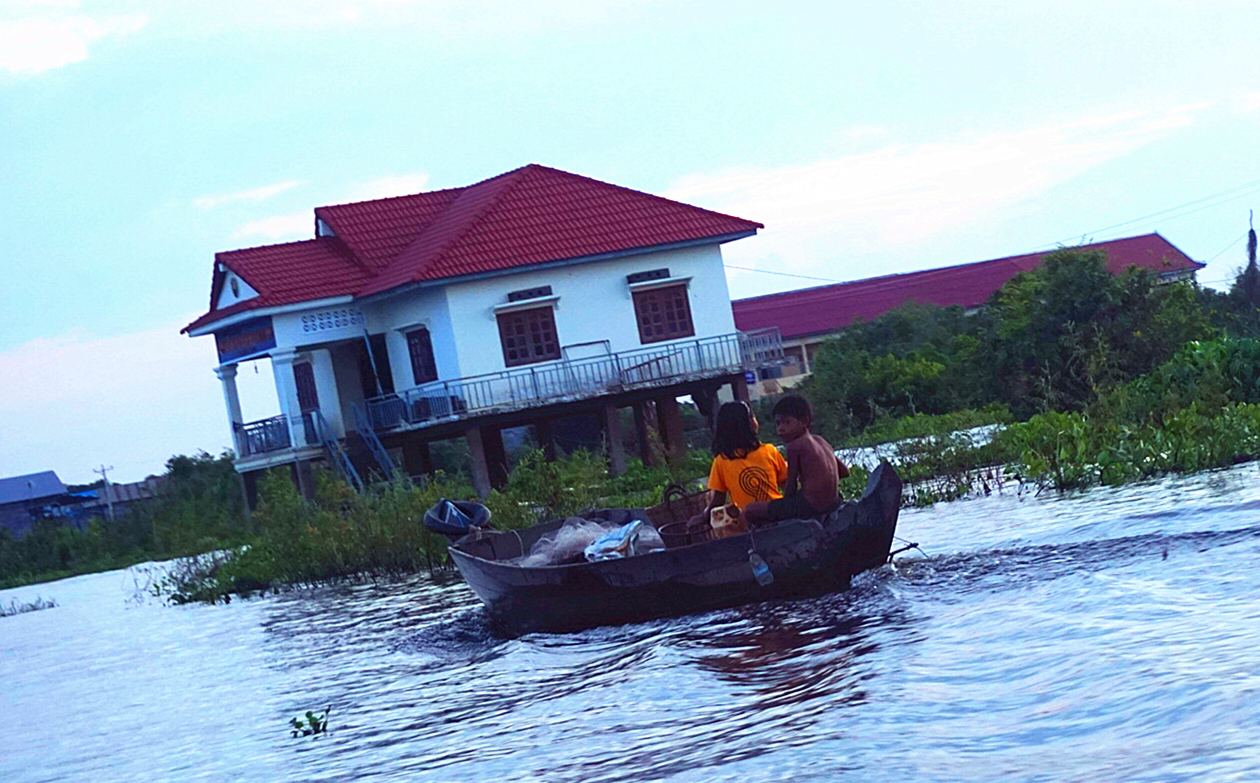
[
  {"xmin": 796, "ymin": 248, "xmax": 1214, "ymax": 450},
  {"xmin": 482, "ymin": 449, "xmax": 610, "ymax": 529},
  {"xmin": 0, "ymin": 451, "xmax": 251, "ymax": 588},
  {"xmin": 289, "ymin": 707, "xmax": 330, "ymax": 738},
  {"xmin": 801, "ymin": 302, "xmax": 990, "ymax": 440},
  {"xmin": 984, "ymin": 250, "xmax": 1213, "ymax": 416},
  {"xmin": 996, "ymin": 338, "xmax": 1260, "ymax": 490},
  {"xmin": 845, "ymin": 405, "xmax": 1011, "ymax": 447},
  {"xmin": 154, "ymin": 448, "xmax": 725, "ymax": 603}
]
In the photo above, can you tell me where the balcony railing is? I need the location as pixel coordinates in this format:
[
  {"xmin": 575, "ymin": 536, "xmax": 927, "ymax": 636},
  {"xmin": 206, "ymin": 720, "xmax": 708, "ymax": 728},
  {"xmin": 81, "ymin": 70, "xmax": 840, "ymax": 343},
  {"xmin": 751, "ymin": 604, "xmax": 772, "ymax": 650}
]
[
  {"xmin": 235, "ymin": 415, "xmax": 291, "ymax": 456},
  {"xmin": 364, "ymin": 328, "xmax": 783, "ymax": 432},
  {"xmin": 234, "ymin": 411, "xmax": 326, "ymax": 457}
]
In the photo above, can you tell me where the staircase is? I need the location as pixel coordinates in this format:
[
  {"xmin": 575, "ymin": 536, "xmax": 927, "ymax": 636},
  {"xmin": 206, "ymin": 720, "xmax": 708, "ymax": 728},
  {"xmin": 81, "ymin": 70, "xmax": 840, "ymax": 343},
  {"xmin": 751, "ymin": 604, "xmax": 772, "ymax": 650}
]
[
  {"xmin": 309, "ymin": 411, "xmax": 364, "ymax": 491},
  {"xmin": 352, "ymin": 403, "xmax": 397, "ymax": 482}
]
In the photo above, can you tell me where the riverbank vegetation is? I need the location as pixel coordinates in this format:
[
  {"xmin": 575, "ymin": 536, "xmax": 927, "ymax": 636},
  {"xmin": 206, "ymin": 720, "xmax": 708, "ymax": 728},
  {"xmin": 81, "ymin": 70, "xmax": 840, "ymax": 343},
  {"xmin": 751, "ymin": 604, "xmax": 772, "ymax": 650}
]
[
  {"xmin": 0, "ymin": 452, "xmax": 250, "ymax": 590},
  {"xmin": 8, "ymin": 242, "xmax": 1260, "ymax": 597}
]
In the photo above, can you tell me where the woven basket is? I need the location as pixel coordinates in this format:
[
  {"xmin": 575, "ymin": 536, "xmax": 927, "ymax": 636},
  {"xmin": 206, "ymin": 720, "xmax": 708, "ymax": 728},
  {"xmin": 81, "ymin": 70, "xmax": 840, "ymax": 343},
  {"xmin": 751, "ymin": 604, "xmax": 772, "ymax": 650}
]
[
  {"xmin": 645, "ymin": 483, "xmax": 712, "ymax": 529},
  {"xmin": 658, "ymin": 519, "xmax": 718, "ymax": 548}
]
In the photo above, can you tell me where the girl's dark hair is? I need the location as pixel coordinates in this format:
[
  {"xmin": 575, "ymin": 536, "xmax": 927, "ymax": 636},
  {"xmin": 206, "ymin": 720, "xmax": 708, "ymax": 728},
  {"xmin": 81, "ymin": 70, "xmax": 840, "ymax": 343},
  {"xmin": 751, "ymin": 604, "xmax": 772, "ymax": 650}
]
[{"xmin": 712, "ymin": 401, "xmax": 760, "ymax": 459}]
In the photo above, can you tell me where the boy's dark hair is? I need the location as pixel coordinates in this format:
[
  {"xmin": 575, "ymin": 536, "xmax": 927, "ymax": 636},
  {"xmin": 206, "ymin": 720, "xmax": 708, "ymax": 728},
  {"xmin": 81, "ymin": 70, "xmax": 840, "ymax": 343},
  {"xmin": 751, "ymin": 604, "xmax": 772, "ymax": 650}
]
[
  {"xmin": 712, "ymin": 401, "xmax": 760, "ymax": 459},
  {"xmin": 772, "ymin": 394, "xmax": 812, "ymax": 422}
]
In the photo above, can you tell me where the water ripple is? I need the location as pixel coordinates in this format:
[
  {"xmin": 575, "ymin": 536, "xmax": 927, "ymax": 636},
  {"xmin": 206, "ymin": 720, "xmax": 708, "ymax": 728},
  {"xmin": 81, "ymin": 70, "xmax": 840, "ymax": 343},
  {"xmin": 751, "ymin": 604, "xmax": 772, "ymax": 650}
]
[{"xmin": 4, "ymin": 465, "xmax": 1260, "ymax": 781}]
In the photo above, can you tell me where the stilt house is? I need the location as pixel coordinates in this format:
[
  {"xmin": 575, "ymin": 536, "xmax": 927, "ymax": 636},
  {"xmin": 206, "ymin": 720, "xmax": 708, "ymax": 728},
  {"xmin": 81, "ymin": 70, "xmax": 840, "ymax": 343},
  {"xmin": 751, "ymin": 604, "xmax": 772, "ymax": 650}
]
[{"xmin": 183, "ymin": 165, "xmax": 780, "ymax": 499}]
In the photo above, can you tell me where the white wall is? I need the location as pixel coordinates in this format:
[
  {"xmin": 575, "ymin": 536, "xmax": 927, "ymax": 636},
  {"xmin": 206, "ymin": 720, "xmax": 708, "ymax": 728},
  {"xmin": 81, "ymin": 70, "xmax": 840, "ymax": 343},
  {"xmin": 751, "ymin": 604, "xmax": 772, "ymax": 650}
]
[
  {"xmin": 214, "ymin": 272, "xmax": 260, "ymax": 309},
  {"xmin": 247, "ymin": 241, "xmax": 738, "ymax": 403},
  {"xmin": 272, "ymin": 304, "xmax": 368, "ymax": 349},
  {"xmin": 367, "ymin": 287, "xmax": 457, "ymax": 391},
  {"xmin": 441, "ymin": 244, "xmax": 736, "ymax": 379}
]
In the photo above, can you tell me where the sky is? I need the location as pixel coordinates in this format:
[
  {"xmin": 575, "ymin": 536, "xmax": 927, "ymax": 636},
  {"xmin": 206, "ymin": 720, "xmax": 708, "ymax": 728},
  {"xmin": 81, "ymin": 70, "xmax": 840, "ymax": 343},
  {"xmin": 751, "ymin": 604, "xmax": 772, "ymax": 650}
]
[{"xmin": 2, "ymin": 0, "xmax": 1259, "ymax": 484}]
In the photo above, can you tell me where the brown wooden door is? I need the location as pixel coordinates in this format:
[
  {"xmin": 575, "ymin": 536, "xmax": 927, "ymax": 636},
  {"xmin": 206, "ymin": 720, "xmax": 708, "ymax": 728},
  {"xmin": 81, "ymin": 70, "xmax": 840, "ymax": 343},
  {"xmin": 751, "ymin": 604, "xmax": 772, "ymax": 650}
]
[{"xmin": 294, "ymin": 362, "xmax": 319, "ymax": 412}]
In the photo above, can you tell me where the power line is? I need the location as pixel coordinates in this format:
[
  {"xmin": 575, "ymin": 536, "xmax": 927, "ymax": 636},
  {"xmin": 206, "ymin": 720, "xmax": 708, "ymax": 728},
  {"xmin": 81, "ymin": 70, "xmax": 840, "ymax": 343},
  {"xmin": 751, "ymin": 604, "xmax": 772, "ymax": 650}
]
[
  {"xmin": 728, "ymin": 177, "xmax": 1260, "ymax": 284},
  {"xmin": 1207, "ymin": 232, "xmax": 1249, "ymax": 263},
  {"xmin": 1043, "ymin": 177, "xmax": 1260, "ymax": 250},
  {"xmin": 724, "ymin": 264, "xmax": 841, "ymax": 283},
  {"xmin": 93, "ymin": 464, "xmax": 115, "ymax": 521}
]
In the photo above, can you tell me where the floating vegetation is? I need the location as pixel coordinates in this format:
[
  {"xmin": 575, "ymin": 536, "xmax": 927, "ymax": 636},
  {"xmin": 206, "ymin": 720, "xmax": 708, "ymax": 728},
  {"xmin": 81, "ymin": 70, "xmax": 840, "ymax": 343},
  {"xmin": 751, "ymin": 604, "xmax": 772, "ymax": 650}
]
[
  {"xmin": 289, "ymin": 706, "xmax": 330, "ymax": 738},
  {"xmin": 1, "ymin": 596, "xmax": 58, "ymax": 617}
]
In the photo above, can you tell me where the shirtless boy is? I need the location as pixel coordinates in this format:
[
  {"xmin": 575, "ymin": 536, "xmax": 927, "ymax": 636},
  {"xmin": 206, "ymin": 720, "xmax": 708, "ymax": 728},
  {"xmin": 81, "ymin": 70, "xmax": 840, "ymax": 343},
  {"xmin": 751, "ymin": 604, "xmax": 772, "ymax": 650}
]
[{"xmin": 744, "ymin": 395, "xmax": 849, "ymax": 525}]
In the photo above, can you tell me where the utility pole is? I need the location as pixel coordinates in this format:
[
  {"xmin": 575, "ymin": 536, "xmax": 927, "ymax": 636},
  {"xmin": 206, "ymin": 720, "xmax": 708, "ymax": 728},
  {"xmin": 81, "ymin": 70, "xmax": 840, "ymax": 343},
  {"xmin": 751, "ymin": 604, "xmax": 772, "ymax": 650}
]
[{"xmin": 94, "ymin": 464, "xmax": 115, "ymax": 521}]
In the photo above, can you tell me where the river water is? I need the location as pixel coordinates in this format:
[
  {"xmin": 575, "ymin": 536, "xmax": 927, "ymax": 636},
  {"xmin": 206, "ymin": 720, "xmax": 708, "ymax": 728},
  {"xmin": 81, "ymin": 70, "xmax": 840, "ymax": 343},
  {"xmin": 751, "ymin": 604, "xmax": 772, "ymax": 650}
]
[{"xmin": 3, "ymin": 465, "xmax": 1259, "ymax": 783}]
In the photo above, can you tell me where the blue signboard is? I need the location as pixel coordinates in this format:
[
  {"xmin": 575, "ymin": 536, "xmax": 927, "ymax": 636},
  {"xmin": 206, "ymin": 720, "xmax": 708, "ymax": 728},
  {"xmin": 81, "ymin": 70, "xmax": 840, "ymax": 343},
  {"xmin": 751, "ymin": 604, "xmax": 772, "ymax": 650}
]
[{"xmin": 215, "ymin": 316, "xmax": 276, "ymax": 363}]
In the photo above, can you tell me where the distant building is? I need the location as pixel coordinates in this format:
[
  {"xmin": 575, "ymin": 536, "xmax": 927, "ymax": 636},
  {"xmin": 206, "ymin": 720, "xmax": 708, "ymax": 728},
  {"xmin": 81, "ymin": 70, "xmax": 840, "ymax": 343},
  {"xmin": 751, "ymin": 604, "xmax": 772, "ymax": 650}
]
[
  {"xmin": 74, "ymin": 477, "xmax": 167, "ymax": 520},
  {"xmin": 183, "ymin": 164, "xmax": 779, "ymax": 498},
  {"xmin": 732, "ymin": 233, "xmax": 1205, "ymax": 394},
  {"xmin": 0, "ymin": 471, "xmax": 72, "ymax": 538}
]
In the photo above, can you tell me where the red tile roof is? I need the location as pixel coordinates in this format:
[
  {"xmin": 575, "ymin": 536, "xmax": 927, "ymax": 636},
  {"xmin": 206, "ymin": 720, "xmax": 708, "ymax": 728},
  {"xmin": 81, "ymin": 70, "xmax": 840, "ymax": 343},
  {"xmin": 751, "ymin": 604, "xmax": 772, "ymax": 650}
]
[
  {"xmin": 185, "ymin": 164, "xmax": 762, "ymax": 333},
  {"xmin": 732, "ymin": 233, "xmax": 1205, "ymax": 340},
  {"xmin": 185, "ymin": 239, "xmax": 368, "ymax": 333}
]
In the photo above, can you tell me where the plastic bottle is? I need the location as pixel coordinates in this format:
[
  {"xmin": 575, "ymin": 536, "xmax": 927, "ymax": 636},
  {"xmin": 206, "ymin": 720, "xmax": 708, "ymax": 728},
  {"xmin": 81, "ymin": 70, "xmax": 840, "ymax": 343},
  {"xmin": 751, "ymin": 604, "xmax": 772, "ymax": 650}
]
[{"xmin": 749, "ymin": 551, "xmax": 774, "ymax": 586}]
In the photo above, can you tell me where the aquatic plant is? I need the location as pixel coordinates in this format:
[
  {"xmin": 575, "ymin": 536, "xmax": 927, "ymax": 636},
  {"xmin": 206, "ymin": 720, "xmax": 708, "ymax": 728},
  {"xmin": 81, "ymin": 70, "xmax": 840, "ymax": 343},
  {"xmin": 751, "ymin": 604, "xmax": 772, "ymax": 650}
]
[
  {"xmin": 0, "ymin": 595, "xmax": 58, "ymax": 617},
  {"xmin": 289, "ymin": 706, "xmax": 330, "ymax": 738}
]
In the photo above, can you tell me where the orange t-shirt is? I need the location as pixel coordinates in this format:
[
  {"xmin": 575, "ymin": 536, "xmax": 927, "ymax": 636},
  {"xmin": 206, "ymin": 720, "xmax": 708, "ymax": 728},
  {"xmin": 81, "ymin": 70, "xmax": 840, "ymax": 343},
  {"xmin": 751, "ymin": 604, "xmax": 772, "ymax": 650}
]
[{"xmin": 707, "ymin": 443, "xmax": 788, "ymax": 508}]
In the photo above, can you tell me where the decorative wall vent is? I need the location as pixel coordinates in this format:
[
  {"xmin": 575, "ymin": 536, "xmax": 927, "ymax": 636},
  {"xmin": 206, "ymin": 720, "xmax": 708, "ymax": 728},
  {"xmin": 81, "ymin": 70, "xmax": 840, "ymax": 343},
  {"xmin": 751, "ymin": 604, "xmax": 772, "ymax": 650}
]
[
  {"xmin": 626, "ymin": 268, "xmax": 670, "ymax": 285},
  {"xmin": 507, "ymin": 285, "xmax": 553, "ymax": 302}
]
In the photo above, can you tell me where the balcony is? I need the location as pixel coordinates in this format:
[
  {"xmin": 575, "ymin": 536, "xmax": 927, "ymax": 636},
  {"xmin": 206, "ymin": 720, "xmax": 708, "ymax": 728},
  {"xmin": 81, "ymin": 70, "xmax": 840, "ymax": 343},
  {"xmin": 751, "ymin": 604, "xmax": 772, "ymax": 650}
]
[
  {"xmin": 363, "ymin": 328, "xmax": 784, "ymax": 432},
  {"xmin": 233, "ymin": 411, "xmax": 326, "ymax": 457}
]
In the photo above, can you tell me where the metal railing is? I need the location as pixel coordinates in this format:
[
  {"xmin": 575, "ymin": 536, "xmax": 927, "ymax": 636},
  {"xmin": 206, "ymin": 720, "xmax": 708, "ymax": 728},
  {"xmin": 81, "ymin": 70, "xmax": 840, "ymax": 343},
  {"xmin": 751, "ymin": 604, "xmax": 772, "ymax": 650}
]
[
  {"xmin": 234, "ymin": 411, "xmax": 365, "ymax": 490},
  {"xmin": 353, "ymin": 402, "xmax": 396, "ymax": 480},
  {"xmin": 364, "ymin": 328, "xmax": 784, "ymax": 431},
  {"xmin": 235, "ymin": 415, "xmax": 292, "ymax": 456},
  {"xmin": 312, "ymin": 410, "xmax": 363, "ymax": 491}
]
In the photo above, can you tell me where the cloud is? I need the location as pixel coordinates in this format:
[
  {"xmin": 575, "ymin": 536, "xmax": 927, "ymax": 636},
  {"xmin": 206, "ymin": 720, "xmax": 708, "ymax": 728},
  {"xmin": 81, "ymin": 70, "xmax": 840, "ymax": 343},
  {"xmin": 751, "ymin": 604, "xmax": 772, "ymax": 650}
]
[
  {"xmin": 193, "ymin": 180, "xmax": 304, "ymax": 211},
  {"xmin": 668, "ymin": 104, "xmax": 1207, "ymax": 288},
  {"xmin": 0, "ymin": 317, "xmax": 277, "ymax": 484},
  {"xmin": 343, "ymin": 173, "xmax": 430, "ymax": 202},
  {"xmin": 231, "ymin": 211, "xmax": 312, "ymax": 242},
  {"xmin": 228, "ymin": 171, "xmax": 429, "ymax": 241},
  {"xmin": 167, "ymin": 0, "xmax": 660, "ymax": 36},
  {"xmin": 0, "ymin": 3, "xmax": 147, "ymax": 76}
]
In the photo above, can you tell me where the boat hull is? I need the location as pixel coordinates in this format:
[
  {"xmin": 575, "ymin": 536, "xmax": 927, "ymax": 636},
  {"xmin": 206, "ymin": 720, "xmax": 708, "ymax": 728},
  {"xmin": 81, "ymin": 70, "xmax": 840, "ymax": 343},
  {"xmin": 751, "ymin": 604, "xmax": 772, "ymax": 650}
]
[{"xmin": 448, "ymin": 462, "xmax": 902, "ymax": 634}]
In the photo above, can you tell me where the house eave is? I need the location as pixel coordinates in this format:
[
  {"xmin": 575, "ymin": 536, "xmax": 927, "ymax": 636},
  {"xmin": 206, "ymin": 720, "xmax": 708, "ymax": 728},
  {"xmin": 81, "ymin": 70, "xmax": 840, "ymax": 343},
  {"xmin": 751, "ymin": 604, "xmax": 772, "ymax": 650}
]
[{"xmin": 185, "ymin": 295, "xmax": 356, "ymax": 338}]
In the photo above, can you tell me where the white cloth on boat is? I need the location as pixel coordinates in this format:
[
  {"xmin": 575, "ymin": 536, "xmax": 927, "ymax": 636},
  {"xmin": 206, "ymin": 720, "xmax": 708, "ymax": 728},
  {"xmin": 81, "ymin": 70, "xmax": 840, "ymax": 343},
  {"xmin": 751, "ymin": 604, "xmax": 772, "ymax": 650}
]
[
  {"xmin": 516, "ymin": 516, "xmax": 664, "ymax": 567},
  {"xmin": 584, "ymin": 520, "xmax": 644, "ymax": 562}
]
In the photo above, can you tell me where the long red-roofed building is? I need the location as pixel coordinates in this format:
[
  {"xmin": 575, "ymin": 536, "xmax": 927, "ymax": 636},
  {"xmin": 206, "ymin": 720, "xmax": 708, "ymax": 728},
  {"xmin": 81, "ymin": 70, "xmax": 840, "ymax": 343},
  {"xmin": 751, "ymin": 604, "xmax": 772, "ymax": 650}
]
[
  {"xmin": 732, "ymin": 233, "xmax": 1204, "ymax": 391},
  {"xmin": 184, "ymin": 164, "xmax": 775, "ymax": 498}
]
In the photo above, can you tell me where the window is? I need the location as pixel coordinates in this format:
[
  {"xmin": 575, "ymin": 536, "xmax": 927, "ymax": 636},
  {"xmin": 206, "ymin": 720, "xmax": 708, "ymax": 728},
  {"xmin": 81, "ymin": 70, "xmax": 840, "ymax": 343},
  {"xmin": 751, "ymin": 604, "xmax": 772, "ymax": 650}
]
[
  {"xmin": 632, "ymin": 284, "xmax": 694, "ymax": 343},
  {"xmin": 406, "ymin": 328, "xmax": 438, "ymax": 384},
  {"xmin": 497, "ymin": 306, "xmax": 561, "ymax": 366}
]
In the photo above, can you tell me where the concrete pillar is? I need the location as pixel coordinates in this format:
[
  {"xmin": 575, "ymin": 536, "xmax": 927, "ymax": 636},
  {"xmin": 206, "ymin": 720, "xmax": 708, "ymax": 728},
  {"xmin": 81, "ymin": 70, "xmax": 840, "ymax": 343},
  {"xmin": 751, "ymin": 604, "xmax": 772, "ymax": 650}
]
[
  {"xmin": 692, "ymin": 385, "xmax": 720, "ymax": 436},
  {"xmin": 214, "ymin": 363, "xmax": 244, "ymax": 456},
  {"xmin": 602, "ymin": 403, "xmax": 627, "ymax": 476},
  {"xmin": 292, "ymin": 459, "xmax": 315, "ymax": 500},
  {"xmin": 271, "ymin": 349, "xmax": 303, "ymax": 448},
  {"xmin": 483, "ymin": 427, "xmax": 509, "ymax": 489},
  {"xmin": 731, "ymin": 373, "xmax": 750, "ymax": 404},
  {"xmin": 534, "ymin": 418, "xmax": 557, "ymax": 461},
  {"xmin": 309, "ymin": 348, "xmax": 344, "ymax": 438},
  {"xmin": 465, "ymin": 426, "xmax": 492, "ymax": 499},
  {"xmin": 241, "ymin": 470, "xmax": 260, "ymax": 510},
  {"xmin": 656, "ymin": 395, "xmax": 685, "ymax": 465},
  {"xmin": 402, "ymin": 439, "xmax": 433, "ymax": 479},
  {"xmin": 633, "ymin": 401, "xmax": 655, "ymax": 466}
]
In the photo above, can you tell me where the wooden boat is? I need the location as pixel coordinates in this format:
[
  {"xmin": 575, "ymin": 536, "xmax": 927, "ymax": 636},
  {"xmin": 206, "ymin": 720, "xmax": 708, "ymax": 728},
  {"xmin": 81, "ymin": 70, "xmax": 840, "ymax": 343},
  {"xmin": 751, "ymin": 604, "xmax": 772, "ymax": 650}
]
[{"xmin": 436, "ymin": 462, "xmax": 902, "ymax": 635}]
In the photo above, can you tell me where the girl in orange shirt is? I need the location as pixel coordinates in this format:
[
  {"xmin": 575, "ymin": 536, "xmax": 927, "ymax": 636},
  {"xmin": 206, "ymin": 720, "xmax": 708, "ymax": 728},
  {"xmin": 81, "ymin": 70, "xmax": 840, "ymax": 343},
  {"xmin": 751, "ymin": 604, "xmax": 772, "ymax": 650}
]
[{"xmin": 697, "ymin": 401, "xmax": 788, "ymax": 522}]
